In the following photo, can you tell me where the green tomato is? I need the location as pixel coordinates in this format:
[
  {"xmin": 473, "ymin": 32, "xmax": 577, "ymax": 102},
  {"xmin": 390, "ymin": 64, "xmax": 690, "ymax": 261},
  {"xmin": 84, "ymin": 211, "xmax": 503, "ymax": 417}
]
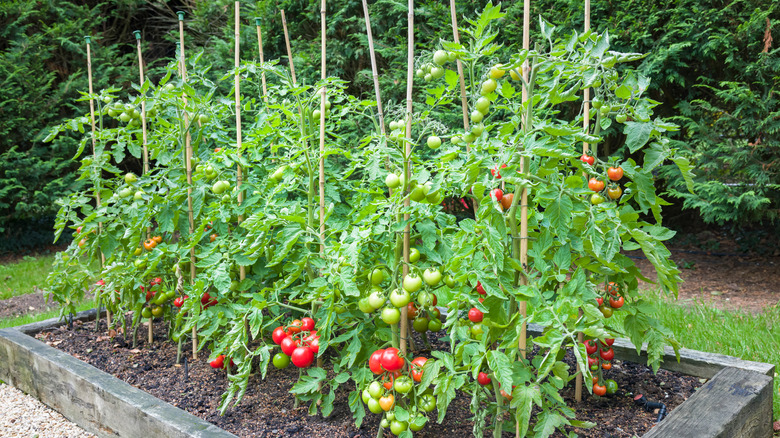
[
  {"xmin": 591, "ymin": 193, "xmax": 606, "ymax": 205},
  {"xmin": 409, "ymin": 415, "xmax": 427, "ymax": 431},
  {"xmin": 432, "ymin": 49, "xmax": 448, "ymax": 65},
  {"xmin": 367, "ymin": 397, "xmax": 384, "ymax": 414},
  {"xmin": 198, "ymin": 113, "xmax": 210, "ymax": 124},
  {"xmin": 408, "ymin": 248, "xmax": 420, "ymax": 263},
  {"xmin": 380, "ymin": 418, "xmax": 390, "ymax": 428},
  {"xmin": 133, "ymin": 190, "xmax": 144, "ymax": 201},
  {"xmin": 470, "ymin": 110, "xmax": 484, "ymax": 124},
  {"xmin": 389, "ymin": 420, "xmax": 408, "ymax": 435},
  {"xmin": 605, "ymin": 379, "xmax": 618, "ymax": 395},
  {"xmin": 427, "ymin": 318, "xmax": 443, "ymax": 332},
  {"xmin": 358, "ymin": 297, "xmax": 376, "ymax": 313},
  {"xmin": 413, "ymin": 316, "xmax": 430, "ymax": 333},
  {"xmin": 430, "ymin": 66, "xmax": 445, "ymax": 79},
  {"xmin": 426, "ymin": 135, "xmax": 442, "ymax": 149},
  {"xmin": 470, "ymin": 323, "xmax": 484, "ymax": 340},
  {"xmin": 273, "ymin": 353, "xmax": 290, "ymax": 369},
  {"xmin": 385, "ymin": 173, "xmax": 400, "ymax": 189},
  {"xmin": 402, "ymin": 274, "xmax": 422, "ymax": 293},
  {"xmin": 417, "ymin": 291, "xmax": 434, "ymax": 307},
  {"xmin": 410, "ymin": 186, "xmax": 426, "ymax": 202},
  {"xmin": 591, "ymin": 98, "xmax": 603, "ymax": 109},
  {"xmin": 385, "ymin": 411, "xmax": 395, "ymax": 422},
  {"xmin": 119, "ymin": 112, "xmax": 131, "ymax": 122},
  {"xmin": 362, "ymin": 389, "xmax": 372, "ymax": 405},
  {"xmin": 124, "ymin": 173, "xmax": 138, "ymax": 184},
  {"xmin": 444, "ymin": 274, "xmax": 456, "ymax": 288},
  {"xmin": 369, "ymin": 268, "xmax": 385, "ymax": 286},
  {"xmin": 481, "ymin": 79, "xmax": 498, "ymax": 95},
  {"xmin": 368, "ymin": 381, "xmax": 384, "ymax": 399},
  {"xmin": 389, "ymin": 289, "xmax": 411, "ymax": 308},
  {"xmin": 141, "ymin": 307, "xmax": 152, "ymax": 319},
  {"xmin": 270, "ymin": 166, "xmax": 286, "ymax": 182},
  {"xmin": 615, "ymin": 113, "xmax": 627, "ymax": 123},
  {"xmin": 393, "ymin": 376, "xmax": 414, "ymax": 394},
  {"xmin": 368, "ymin": 291, "xmax": 386, "ymax": 309},
  {"xmin": 475, "ymin": 96, "xmax": 490, "ymax": 114},
  {"xmin": 119, "ymin": 187, "xmax": 133, "ymax": 199},
  {"xmin": 381, "ymin": 307, "xmax": 401, "ymax": 325},
  {"xmin": 422, "ymin": 268, "xmax": 442, "ymax": 287},
  {"xmin": 418, "ymin": 394, "xmax": 436, "ymax": 412}
]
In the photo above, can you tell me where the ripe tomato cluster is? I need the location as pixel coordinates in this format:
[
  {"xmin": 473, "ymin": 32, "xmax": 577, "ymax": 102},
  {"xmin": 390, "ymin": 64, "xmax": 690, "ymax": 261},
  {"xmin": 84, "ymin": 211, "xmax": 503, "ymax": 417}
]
[
  {"xmin": 596, "ymin": 281, "xmax": 626, "ymax": 318},
  {"xmin": 271, "ymin": 317, "xmax": 319, "ymax": 369},
  {"xmin": 363, "ymin": 349, "xmax": 433, "ymax": 435},
  {"xmin": 209, "ymin": 354, "xmax": 235, "ymax": 370},
  {"xmin": 584, "ymin": 158, "xmax": 626, "ymax": 205},
  {"xmin": 584, "ymin": 338, "xmax": 618, "ymax": 397}
]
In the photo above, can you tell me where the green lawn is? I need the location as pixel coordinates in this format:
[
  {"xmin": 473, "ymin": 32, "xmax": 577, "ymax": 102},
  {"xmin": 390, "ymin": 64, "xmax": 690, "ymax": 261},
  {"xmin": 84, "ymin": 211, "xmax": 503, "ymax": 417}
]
[
  {"xmin": 0, "ymin": 301, "xmax": 94, "ymax": 330},
  {"xmin": 638, "ymin": 290, "xmax": 780, "ymax": 422},
  {"xmin": 0, "ymin": 254, "xmax": 56, "ymax": 300}
]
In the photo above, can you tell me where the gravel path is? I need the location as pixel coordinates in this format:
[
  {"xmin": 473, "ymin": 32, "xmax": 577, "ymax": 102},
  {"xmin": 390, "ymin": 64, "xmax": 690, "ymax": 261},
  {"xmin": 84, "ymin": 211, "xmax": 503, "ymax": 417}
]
[{"xmin": 0, "ymin": 383, "xmax": 96, "ymax": 438}]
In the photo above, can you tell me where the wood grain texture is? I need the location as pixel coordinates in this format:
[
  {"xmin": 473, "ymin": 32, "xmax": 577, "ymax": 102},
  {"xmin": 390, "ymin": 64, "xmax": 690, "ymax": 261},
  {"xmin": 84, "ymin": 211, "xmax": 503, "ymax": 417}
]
[{"xmin": 643, "ymin": 367, "xmax": 773, "ymax": 438}]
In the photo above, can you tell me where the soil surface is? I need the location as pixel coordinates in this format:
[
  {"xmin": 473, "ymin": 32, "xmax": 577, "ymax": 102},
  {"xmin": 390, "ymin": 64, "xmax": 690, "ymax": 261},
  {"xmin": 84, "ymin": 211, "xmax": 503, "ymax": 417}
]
[{"xmin": 36, "ymin": 318, "xmax": 702, "ymax": 438}]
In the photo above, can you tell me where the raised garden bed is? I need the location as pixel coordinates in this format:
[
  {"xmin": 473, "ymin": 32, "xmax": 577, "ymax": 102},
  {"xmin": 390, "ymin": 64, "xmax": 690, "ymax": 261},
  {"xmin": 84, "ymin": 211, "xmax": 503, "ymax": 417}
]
[{"xmin": 0, "ymin": 310, "xmax": 774, "ymax": 437}]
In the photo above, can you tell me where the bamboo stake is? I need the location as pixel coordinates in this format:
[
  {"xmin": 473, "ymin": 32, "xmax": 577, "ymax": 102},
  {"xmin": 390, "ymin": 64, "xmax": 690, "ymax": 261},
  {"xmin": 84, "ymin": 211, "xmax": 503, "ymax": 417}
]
[
  {"xmin": 518, "ymin": 0, "xmax": 530, "ymax": 362},
  {"xmin": 315, "ymin": 0, "xmax": 328, "ymax": 377},
  {"xmin": 361, "ymin": 0, "xmax": 385, "ymax": 135},
  {"xmin": 254, "ymin": 18, "xmax": 269, "ymax": 102},
  {"xmin": 515, "ymin": 4, "xmax": 531, "ymax": 436},
  {"xmin": 449, "ymin": 0, "xmax": 469, "ymax": 136},
  {"xmin": 234, "ymin": 3, "xmax": 246, "ymax": 288},
  {"xmin": 400, "ymin": 0, "xmax": 415, "ymax": 357},
  {"xmin": 134, "ymin": 32, "xmax": 152, "ymax": 308},
  {"xmin": 574, "ymin": 0, "xmax": 592, "ymax": 405},
  {"xmin": 85, "ymin": 36, "xmax": 107, "ymax": 331},
  {"xmin": 280, "ymin": 10, "xmax": 297, "ymax": 85},
  {"xmin": 177, "ymin": 10, "xmax": 198, "ymax": 358}
]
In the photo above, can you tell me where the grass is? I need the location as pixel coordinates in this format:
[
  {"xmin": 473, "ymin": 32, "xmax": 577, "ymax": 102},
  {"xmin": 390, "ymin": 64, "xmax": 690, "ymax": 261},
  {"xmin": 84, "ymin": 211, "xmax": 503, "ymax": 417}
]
[
  {"xmin": 640, "ymin": 290, "xmax": 780, "ymax": 422},
  {"xmin": 0, "ymin": 300, "xmax": 94, "ymax": 330},
  {"xmin": 0, "ymin": 254, "xmax": 56, "ymax": 300}
]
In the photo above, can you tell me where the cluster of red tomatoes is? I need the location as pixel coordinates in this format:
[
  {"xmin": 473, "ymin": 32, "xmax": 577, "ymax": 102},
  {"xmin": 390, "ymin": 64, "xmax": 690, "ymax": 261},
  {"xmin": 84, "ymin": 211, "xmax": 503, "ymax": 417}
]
[
  {"xmin": 581, "ymin": 154, "xmax": 625, "ymax": 205},
  {"xmin": 362, "ymin": 348, "xmax": 433, "ymax": 435},
  {"xmin": 488, "ymin": 164, "xmax": 516, "ymax": 211},
  {"xmin": 209, "ymin": 354, "xmax": 235, "ymax": 370},
  {"xmin": 465, "ymin": 281, "xmax": 488, "ymax": 340},
  {"xmin": 584, "ymin": 338, "xmax": 618, "ymax": 396},
  {"xmin": 596, "ymin": 281, "xmax": 625, "ymax": 318},
  {"xmin": 271, "ymin": 317, "xmax": 320, "ymax": 369}
]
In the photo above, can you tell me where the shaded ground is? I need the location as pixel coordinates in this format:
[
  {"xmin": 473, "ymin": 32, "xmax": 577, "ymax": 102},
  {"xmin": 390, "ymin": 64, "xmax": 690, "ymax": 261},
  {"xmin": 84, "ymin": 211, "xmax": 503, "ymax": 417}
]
[
  {"xmin": 631, "ymin": 229, "xmax": 780, "ymax": 313},
  {"xmin": 36, "ymin": 319, "xmax": 701, "ymax": 438}
]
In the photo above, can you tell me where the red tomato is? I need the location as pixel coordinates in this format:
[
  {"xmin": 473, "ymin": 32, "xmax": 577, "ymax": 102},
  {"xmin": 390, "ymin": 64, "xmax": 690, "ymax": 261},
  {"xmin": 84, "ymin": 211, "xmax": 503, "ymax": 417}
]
[
  {"xmin": 588, "ymin": 178, "xmax": 605, "ymax": 192},
  {"xmin": 584, "ymin": 340, "xmax": 597, "ymax": 355},
  {"xmin": 272, "ymin": 326, "xmax": 288, "ymax": 345},
  {"xmin": 476, "ymin": 281, "xmax": 486, "ymax": 295},
  {"xmin": 291, "ymin": 346, "xmax": 314, "ymax": 368},
  {"xmin": 609, "ymin": 296, "xmax": 624, "ymax": 309},
  {"xmin": 491, "ymin": 188, "xmax": 503, "ymax": 201},
  {"xmin": 607, "ymin": 166, "xmax": 624, "ymax": 181},
  {"xmin": 369, "ymin": 349, "xmax": 385, "ymax": 374},
  {"xmin": 477, "ymin": 371, "xmax": 491, "ymax": 386},
  {"xmin": 593, "ymin": 383, "xmax": 607, "ymax": 396},
  {"xmin": 210, "ymin": 355, "xmax": 225, "ymax": 369},
  {"xmin": 380, "ymin": 348, "xmax": 405, "ymax": 372},
  {"xmin": 288, "ymin": 319, "xmax": 303, "ymax": 334},
  {"xmin": 309, "ymin": 337, "xmax": 320, "ymax": 354},
  {"xmin": 468, "ymin": 307, "xmax": 483, "ymax": 323},
  {"xmin": 280, "ymin": 336, "xmax": 298, "ymax": 356},
  {"xmin": 410, "ymin": 357, "xmax": 428, "ymax": 383},
  {"xmin": 600, "ymin": 347, "xmax": 615, "ymax": 361},
  {"xmin": 300, "ymin": 317, "xmax": 315, "ymax": 332},
  {"xmin": 580, "ymin": 154, "xmax": 595, "ymax": 165}
]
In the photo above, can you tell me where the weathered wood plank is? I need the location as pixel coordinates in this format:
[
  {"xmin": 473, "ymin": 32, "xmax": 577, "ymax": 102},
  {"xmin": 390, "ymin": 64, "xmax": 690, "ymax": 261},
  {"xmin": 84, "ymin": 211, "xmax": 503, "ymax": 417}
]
[
  {"xmin": 0, "ymin": 327, "xmax": 236, "ymax": 438},
  {"xmin": 643, "ymin": 367, "xmax": 774, "ymax": 438},
  {"xmin": 526, "ymin": 323, "xmax": 774, "ymax": 378}
]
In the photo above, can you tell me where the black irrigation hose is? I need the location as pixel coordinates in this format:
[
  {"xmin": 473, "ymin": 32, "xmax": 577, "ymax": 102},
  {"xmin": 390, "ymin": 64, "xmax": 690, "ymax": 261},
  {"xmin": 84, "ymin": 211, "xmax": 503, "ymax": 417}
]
[{"xmin": 634, "ymin": 393, "xmax": 667, "ymax": 422}]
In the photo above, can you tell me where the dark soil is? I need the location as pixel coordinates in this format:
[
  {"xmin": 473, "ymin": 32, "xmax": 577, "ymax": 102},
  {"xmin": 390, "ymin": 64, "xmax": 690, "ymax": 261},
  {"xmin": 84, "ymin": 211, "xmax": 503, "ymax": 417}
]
[{"xmin": 36, "ymin": 318, "xmax": 702, "ymax": 438}]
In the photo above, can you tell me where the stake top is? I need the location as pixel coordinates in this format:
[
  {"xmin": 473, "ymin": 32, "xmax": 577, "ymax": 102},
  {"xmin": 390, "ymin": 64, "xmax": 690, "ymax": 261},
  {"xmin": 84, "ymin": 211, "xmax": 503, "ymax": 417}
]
[
  {"xmin": 176, "ymin": 11, "xmax": 185, "ymax": 21},
  {"xmin": 254, "ymin": 17, "xmax": 262, "ymax": 26},
  {"xmin": 133, "ymin": 30, "xmax": 141, "ymax": 41},
  {"xmin": 84, "ymin": 36, "xmax": 91, "ymax": 44}
]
